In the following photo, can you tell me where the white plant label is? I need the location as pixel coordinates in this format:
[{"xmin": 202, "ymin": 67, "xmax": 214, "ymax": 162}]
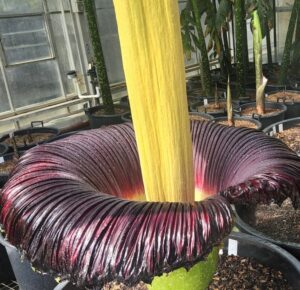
[
  {"xmin": 0, "ymin": 157, "xmax": 4, "ymax": 164},
  {"xmin": 272, "ymin": 126, "xmax": 277, "ymax": 134},
  {"xmin": 228, "ymin": 238, "xmax": 238, "ymax": 256},
  {"xmin": 204, "ymin": 98, "xmax": 208, "ymax": 106},
  {"xmin": 278, "ymin": 124, "xmax": 283, "ymax": 132}
]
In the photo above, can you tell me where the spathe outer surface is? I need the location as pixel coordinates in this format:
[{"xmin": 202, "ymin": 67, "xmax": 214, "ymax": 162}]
[{"xmin": 1, "ymin": 121, "xmax": 300, "ymax": 289}]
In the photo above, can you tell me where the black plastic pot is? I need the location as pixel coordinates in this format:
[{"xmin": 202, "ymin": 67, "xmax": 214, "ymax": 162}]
[
  {"xmin": 189, "ymin": 112, "xmax": 214, "ymax": 121},
  {"xmin": 0, "ymin": 142, "xmax": 9, "ymax": 157},
  {"xmin": 214, "ymin": 116, "xmax": 262, "ymax": 130},
  {"xmin": 265, "ymin": 90, "xmax": 300, "ymax": 119},
  {"xmin": 223, "ymin": 232, "xmax": 300, "ymax": 289},
  {"xmin": 119, "ymin": 96, "xmax": 130, "ymax": 107},
  {"xmin": 0, "ymin": 243, "xmax": 15, "ymax": 283},
  {"xmin": 190, "ymin": 99, "xmax": 227, "ymax": 118},
  {"xmin": 0, "ymin": 126, "xmax": 60, "ymax": 152},
  {"xmin": 0, "ymin": 152, "xmax": 25, "ymax": 189},
  {"xmin": 85, "ymin": 104, "xmax": 129, "ymax": 129},
  {"xmin": 121, "ymin": 112, "xmax": 132, "ymax": 122},
  {"xmin": 234, "ymin": 205, "xmax": 300, "ymax": 261},
  {"xmin": 0, "ymin": 234, "xmax": 58, "ymax": 290},
  {"xmin": 0, "ymin": 234, "xmax": 81, "ymax": 290},
  {"xmin": 263, "ymin": 117, "xmax": 300, "ymax": 136},
  {"xmin": 236, "ymin": 102, "xmax": 287, "ymax": 130}
]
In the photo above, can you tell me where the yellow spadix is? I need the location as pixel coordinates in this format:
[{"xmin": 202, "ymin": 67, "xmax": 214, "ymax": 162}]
[{"xmin": 113, "ymin": 0, "xmax": 194, "ymax": 203}]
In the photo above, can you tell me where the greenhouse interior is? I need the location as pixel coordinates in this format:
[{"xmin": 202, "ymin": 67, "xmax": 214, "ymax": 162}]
[{"xmin": 0, "ymin": 0, "xmax": 300, "ymax": 289}]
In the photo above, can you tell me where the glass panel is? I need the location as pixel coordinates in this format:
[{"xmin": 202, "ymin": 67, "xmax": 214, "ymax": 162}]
[
  {"xmin": 46, "ymin": 0, "xmax": 70, "ymax": 13},
  {"xmin": 49, "ymin": 13, "xmax": 74, "ymax": 94},
  {"xmin": 0, "ymin": 15, "xmax": 52, "ymax": 65},
  {"xmin": 6, "ymin": 60, "xmax": 62, "ymax": 108},
  {"xmin": 0, "ymin": 0, "xmax": 43, "ymax": 15},
  {"xmin": 0, "ymin": 68, "xmax": 10, "ymax": 113},
  {"xmin": 96, "ymin": 8, "xmax": 124, "ymax": 83}
]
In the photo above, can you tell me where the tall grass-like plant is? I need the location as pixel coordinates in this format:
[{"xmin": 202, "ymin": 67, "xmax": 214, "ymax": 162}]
[{"xmin": 279, "ymin": 0, "xmax": 300, "ymax": 84}]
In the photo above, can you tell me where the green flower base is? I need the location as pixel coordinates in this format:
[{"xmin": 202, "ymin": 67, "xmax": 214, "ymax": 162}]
[{"xmin": 148, "ymin": 247, "xmax": 219, "ymax": 290}]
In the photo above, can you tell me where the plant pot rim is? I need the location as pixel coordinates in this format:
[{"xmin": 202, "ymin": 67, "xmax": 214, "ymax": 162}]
[
  {"xmin": 121, "ymin": 112, "xmax": 132, "ymax": 123},
  {"xmin": 85, "ymin": 104, "xmax": 129, "ymax": 118},
  {"xmin": 190, "ymin": 98, "xmax": 226, "ymax": 114},
  {"xmin": 213, "ymin": 116, "xmax": 262, "ymax": 130},
  {"xmin": 0, "ymin": 127, "xmax": 60, "ymax": 150},
  {"xmin": 234, "ymin": 206, "xmax": 300, "ymax": 250},
  {"xmin": 0, "ymin": 142, "xmax": 9, "ymax": 157},
  {"xmin": 238, "ymin": 102, "xmax": 287, "ymax": 119},
  {"xmin": 265, "ymin": 90, "xmax": 300, "ymax": 104},
  {"xmin": 263, "ymin": 117, "xmax": 300, "ymax": 134},
  {"xmin": 189, "ymin": 112, "xmax": 214, "ymax": 121}
]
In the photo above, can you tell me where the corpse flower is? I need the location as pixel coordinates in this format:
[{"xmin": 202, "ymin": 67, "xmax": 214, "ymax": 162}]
[{"xmin": 1, "ymin": 1, "xmax": 300, "ymax": 290}]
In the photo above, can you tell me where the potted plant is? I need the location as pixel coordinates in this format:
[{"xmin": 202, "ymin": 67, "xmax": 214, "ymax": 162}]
[
  {"xmin": 214, "ymin": 78, "xmax": 262, "ymax": 129},
  {"xmin": 83, "ymin": 0, "xmax": 129, "ymax": 128},
  {"xmin": 0, "ymin": 122, "xmax": 59, "ymax": 153},
  {"xmin": 190, "ymin": 84, "xmax": 227, "ymax": 118},
  {"xmin": 235, "ymin": 117, "xmax": 300, "ymax": 260},
  {"xmin": 236, "ymin": 4, "xmax": 287, "ymax": 129},
  {"xmin": 1, "ymin": 1, "xmax": 300, "ymax": 290}
]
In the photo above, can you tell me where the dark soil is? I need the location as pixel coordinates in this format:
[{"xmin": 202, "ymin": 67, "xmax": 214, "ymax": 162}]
[
  {"xmin": 217, "ymin": 119, "xmax": 257, "ymax": 129},
  {"xmin": 103, "ymin": 255, "xmax": 292, "ymax": 290},
  {"xmin": 0, "ymin": 160, "xmax": 16, "ymax": 175},
  {"xmin": 93, "ymin": 107, "xmax": 127, "ymax": 117},
  {"xmin": 274, "ymin": 125, "xmax": 300, "ymax": 155},
  {"xmin": 189, "ymin": 115, "xmax": 211, "ymax": 122},
  {"xmin": 248, "ymin": 198, "xmax": 300, "ymax": 243},
  {"xmin": 241, "ymin": 107, "xmax": 282, "ymax": 117},
  {"xmin": 3, "ymin": 133, "xmax": 54, "ymax": 147},
  {"xmin": 267, "ymin": 91, "xmax": 300, "ymax": 103},
  {"xmin": 196, "ymin": 101, "xmax": 226, "ymax": 113},
  {"xmin": 207, "ymin": 255, "xmax": 292, "ymax": 290}
]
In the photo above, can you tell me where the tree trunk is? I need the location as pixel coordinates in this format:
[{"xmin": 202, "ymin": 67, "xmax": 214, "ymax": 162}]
[
  {"xmin": 279, "ymin": 0, "xmax": 300, "ymax": 85},
  {"xmin": 191, "ymin": 0, "xmax": 213, "ymax": 96},
  {"xmin": 83, "ymin": 0, "xmax": 114, "ymax": 113},
  {"xmin": 234, "ymin": 0, "xmax": 246, "ymax": 98},
  {"xmin": 252, "ymin": 10, "xmax": 268, "ymax": 115}
]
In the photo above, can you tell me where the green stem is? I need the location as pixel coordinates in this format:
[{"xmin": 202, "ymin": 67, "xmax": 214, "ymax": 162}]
[
  {"xmin": 234, "ymin": 0, "xmax": 246, "ymax": 99},
  {"xmin": 292, "ymin": 3, "xmax": 300, "ymax": 67},
  {"xmin": 191, "ymin": 0, "xmax": 213, "ymax": 96},
  {"xmin": 223, "ymin": 25, "xmax": 232, "ymax": 76},
  {"xmin": 279, "ymin": 0, "xmax": 300, "ymax": 85},
  {"xmin": 241, "ymin": 0, "xmax": 249, "ymax": 69},
  {"xmin": 83, "ymin": 0, "xmax": 114, "ymax": 114},
  {"xmin": 265, "ymin": 19, "xmax": 273, "ymax": 67},
  {"xmin": 252, "ymin": 10, "xmax": 267, "ymax": 115},
  {"xmin": 227, "ymin": 77, "xmax": 234, "ymax": 126}
]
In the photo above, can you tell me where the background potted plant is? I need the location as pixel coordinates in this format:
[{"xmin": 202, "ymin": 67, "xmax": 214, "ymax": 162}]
[
  {"xmin": 236, "ymin": 2, "xmax": 287, "ymax": 129},
  {"xmin": 83, "ymin": 0, "xmax": 129, "ymax": 129}
]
